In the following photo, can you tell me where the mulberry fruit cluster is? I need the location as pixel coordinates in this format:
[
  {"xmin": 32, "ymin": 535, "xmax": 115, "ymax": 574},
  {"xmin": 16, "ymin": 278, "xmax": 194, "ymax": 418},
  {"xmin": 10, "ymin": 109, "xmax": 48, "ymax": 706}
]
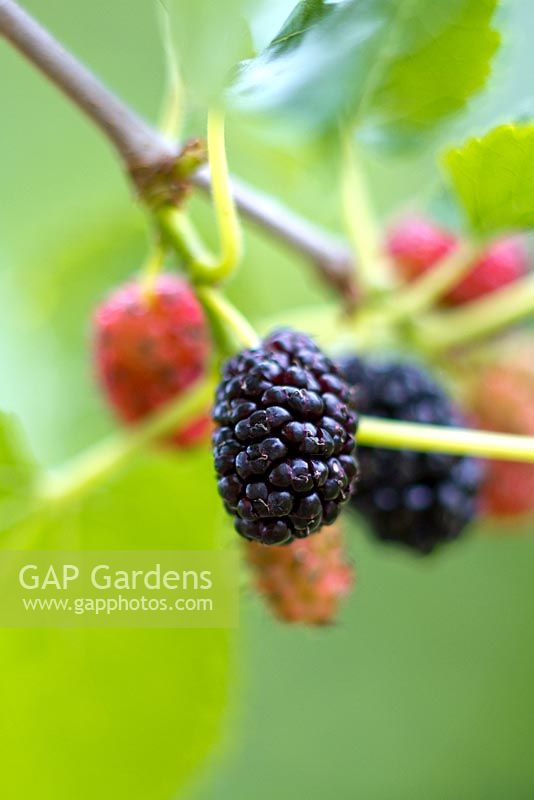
[
  {"xmin": 93, "ymin": 274, "xmax": 211, "ymax": 447},
  {"xmin": 213, "ymin": 329, "xmax": 359, "ymax": 545},
  {"xmin": 244, "ymin": 523, "xmax": 354, "ymax": 625},
  {"xmin": 387, "ymin": 216, "xmax": 528, "ymax": 306},
  {"xmin": 467, "ymin": 334, "xmax": 534, "ymax": 520},
  {"xmin": 339, "ymin": 356, "xmax": 483, "ymax": 554}
]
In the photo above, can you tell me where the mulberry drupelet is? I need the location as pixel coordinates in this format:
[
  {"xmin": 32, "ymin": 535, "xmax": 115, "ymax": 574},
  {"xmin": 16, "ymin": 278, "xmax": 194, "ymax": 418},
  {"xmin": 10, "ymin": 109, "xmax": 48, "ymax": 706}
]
[{"xmin": 213, "ymin": 329, "xmax": 359, "ymax": 545}]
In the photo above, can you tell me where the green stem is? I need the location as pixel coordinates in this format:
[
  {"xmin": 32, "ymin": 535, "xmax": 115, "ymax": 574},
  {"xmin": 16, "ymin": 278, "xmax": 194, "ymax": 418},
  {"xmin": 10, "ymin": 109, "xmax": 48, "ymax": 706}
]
[
  {"xmin": 416, "ymin": 272, "xmax": 534, "ymax": 353},
  {"xmin": 388, "ymin": 239, "xmax": 482, "ymax": 319},
  {"xmin": 38, "ymin": 377, "xmax": 216, "ymax": 508},
  {"xmin": 358, "ymin": 416, "xmax": 534, "ymax": 463},
  {"xmin": 157, "ymin": 205, "xmax": 215, "ymax": 280},
  {"xmin": 139, "ymin": 237, "xmax": 167, "ymax": 300},
  {"xmin": 196, "ymin": 286, "xmax": 260, "ymax": 351},
  {"xmin": 206, "ymin": 108, "xmax": 243, "ymax": 282},
  {"xmin": 156, "ymin": 206, "xmax": 258, "ymax": 354},
  {"xmin": 156, "ymin": 0, "xmax": 183, "ymax": 140},
  {"xmin": 340, "ymin": 129, "xmax": 394, "ymax": 299},
  {"xmin": 37, "ymin": 397, "xmax": 534, "ymax": 515}
]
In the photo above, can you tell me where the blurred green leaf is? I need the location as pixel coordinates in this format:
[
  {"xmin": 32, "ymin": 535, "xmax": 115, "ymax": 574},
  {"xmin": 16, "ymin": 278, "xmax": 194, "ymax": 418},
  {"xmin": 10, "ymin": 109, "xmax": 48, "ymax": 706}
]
[
  {"xmin": 0, "ymin": 194, "xmax": 233, "ymax": 799},
  {"xmin": 0, "ymin": 412, "xmax": 38, "ymax": 532},
  {"xmin": 1, "ymin": 211, "xmax": 146, "ymax": 464},
  {"xmin": 0, "ymin": 448, "xmax": 232, "ymax": 800},
  {"xmin": 267, "ymin": 0, "xmax": 333, "ymax": 54},
  {"xmin": 444, "ymin": 123, "xmax": 534, "ymax": 234},
  {"xmin": 169, "ymin": 0, "xmax": 257, "ymax": 104},
  {"xmin": 232, "ymin": 0, "xmax": 499, "ymax": 141},
  {"xmin": 365, "ymin": 0, "xmax": 499, "ymax": 141}
]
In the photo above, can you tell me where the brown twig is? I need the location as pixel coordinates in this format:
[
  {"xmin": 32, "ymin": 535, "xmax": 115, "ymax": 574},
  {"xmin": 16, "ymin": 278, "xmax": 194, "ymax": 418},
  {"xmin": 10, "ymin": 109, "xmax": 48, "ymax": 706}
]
[
  {"xmin": 0, "ymin": 0, "xmax": 356, "ymax": 302},
  {"xmin": 0, "ymin": 0, "xmax": 173, "ymax": 168}
]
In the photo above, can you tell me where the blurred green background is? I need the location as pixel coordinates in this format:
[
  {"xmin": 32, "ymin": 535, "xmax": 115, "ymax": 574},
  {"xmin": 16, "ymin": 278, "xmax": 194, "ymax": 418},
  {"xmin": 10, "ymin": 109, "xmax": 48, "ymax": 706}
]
[{"xmin": 0, "ymin": 1, "xmax": 533, "ymax": 798}]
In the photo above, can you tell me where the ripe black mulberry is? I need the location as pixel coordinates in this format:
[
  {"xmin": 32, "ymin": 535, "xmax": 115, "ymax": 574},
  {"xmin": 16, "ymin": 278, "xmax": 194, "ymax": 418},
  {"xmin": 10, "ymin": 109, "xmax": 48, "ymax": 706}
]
[
  {"xmin": 339, "ymin": 356, "xmax": 483, "ymax": 554},
  {"xmin": 213, "ymin": 329, "xmax": 359, "ymax": 544}
]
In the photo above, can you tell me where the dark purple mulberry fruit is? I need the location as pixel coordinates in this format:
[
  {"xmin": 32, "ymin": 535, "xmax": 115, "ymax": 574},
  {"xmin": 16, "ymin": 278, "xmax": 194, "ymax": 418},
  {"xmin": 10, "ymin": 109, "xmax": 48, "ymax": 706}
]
[
  {"xmin": 213, "ymin": 329, "xmax": 359, "ymax": 545},
  {"xmin": 339, "ymin": 356, "xmax": 483, "ymax": 555}
]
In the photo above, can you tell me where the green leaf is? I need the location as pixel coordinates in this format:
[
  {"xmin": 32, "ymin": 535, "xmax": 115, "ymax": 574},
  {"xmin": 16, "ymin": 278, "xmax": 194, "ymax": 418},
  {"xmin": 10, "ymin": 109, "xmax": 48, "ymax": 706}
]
[
  {"xmin": 169, "ymin": 0, "xmax": 257, "ymax": 103},
  {"xmin": 0, "ymin": 412, "xmax": 37, "ymax": 531},
  {"xmin": 366, "ymin": 0, "xmax": 500, "ymax": 140},
  {"xmin": 232, "ymin": 0, "xmax": 499, "ymax": 141},
  {"xmin": 267, "ymin": 0, "xmax": 333, "ymax": 54},
  {"xmin": 2, "ymin": 211, "xmax": 146, "ymax": 463},
  {"xmin": 444, "ymin": 123, "xmax": 534, "ymax": 234},
  {"xmin": 0, "ymin": 206, "xmax": 233, "ymax": 799},
  {"xmin": 0, "ymin": 449, "xmax": 232, "ymax": 799}
]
